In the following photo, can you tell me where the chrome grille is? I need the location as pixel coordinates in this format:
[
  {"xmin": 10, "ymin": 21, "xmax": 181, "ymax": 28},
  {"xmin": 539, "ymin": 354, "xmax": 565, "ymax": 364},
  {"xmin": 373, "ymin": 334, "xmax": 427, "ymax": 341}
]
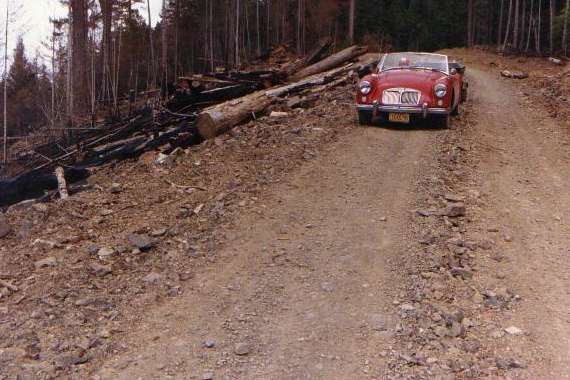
[
  {"xmin": 382, "ymin": 90, "xmax": 401, "ymax": 105},
  {"xmin": 401, "ymin": 91, "xmax": 420, "ymax": 104},
  {"xmin": 382, "ymin": 88, "xmax": 421, "ymax": 105}
]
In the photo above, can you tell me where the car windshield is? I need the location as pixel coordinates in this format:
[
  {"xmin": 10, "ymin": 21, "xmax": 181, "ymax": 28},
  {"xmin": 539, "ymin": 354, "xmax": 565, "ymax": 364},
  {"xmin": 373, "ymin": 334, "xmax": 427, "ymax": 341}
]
[{"xmin": 379, "ymin": 53, "xmax": 449, "ymax": 74}]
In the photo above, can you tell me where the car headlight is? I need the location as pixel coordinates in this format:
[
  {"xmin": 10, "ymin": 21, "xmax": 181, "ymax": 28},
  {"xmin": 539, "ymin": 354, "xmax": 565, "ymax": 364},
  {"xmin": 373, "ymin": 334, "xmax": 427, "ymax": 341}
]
[
  {"xmin": 359, "ymin": 81, "xmax": 372, "ymax": 95},
  {"xmin": 434, "ymin": 84, "xmax": 447, "ymax": 98}
]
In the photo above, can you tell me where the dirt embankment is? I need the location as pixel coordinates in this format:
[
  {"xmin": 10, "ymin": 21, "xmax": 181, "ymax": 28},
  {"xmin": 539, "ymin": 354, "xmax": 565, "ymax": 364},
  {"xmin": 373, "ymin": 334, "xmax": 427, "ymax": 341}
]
[{"xmin": 0, "ymin": 84, "xmax": 357, "ymax": 379}]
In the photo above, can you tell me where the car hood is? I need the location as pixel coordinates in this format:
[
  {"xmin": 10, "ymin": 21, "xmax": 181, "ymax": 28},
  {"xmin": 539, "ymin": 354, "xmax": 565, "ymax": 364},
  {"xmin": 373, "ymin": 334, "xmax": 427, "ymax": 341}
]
[{"xmin": 376, "ymin": 69, "xmax": 448, "ymax": 91}]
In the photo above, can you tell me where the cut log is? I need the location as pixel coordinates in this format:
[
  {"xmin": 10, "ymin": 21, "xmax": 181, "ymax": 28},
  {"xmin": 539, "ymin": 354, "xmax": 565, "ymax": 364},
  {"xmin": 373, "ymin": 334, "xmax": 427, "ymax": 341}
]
[
  {"xmin": 91, "ymin": 136, "xmax": 148, "ymax": 155},
  {"xmin": 548, "ymin": 57, "xmax": 563, "ymax": 65},
  {"xmin": 501, "ymin": 70, "xmax": 529, "ymax": 79},
  {"xmin": 0, "ymin": 167, "xmax": 90, "ymax": 208},
  {"xmin": 55, "ymin": 167, "xmax": 69, "ymax": 200},
  {"xmin": 281, "ymin": 37, "xmax": 333, "ymax": 76},
  {"xmin": 266, "ymin": 63, "xmax": 354, "ymax": 98},
  {"xmin": 290, "ymin": 45, "xmax": 368, "ymax": 81},
  {"xmin": 196, "ymin": 92, "xmax": 275, "ymax": 139}
]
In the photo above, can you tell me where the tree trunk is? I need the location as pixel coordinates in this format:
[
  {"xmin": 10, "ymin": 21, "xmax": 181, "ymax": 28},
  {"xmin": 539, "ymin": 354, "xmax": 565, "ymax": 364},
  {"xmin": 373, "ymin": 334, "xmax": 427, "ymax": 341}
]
[
  {"xmin": 256, "ymin": 0, "xmax": 261, "ymax": 57},
  {"xmin": 209, "ymin": 0, "xmax": 214, "ymax": 71},
  {"xmin": 66, "ymin": 3, "xmax": 73, "ymax": 127},
  {"xmin": 161, "ymin": 0, "xmax": 168, "ymax": 94},
  {"xmin": 514, "ymin": 0, "xmax": 520, "ymax": 49},
  {"xmin": 520, "ymin": 0, "xmax": 526, "ymax": 48},
  {"xmin": 349, "ymin": 0, "xmax": 356, "ymax": 44},
  {"xmin": 235, "ymin": 0, "xmax": 240, "ymax": 68},
  {"xmin": 467, "ymin": 0, "xmax": 474, "ymax": 47},
  {"xmin": 538, "ymin": 0, "xmax": 542, "ymax": 52},
  {"xmin": 297, "ymin": 0, "xmax": 303, "ymax": 54},
  {"xmin": 71, "ymin": 0, "xmax": 89, "ymax": 118},
  {"xmin": 562, "ymin": 0, "xmax": 570, "ymax": 57},
  {"xmin": 147, "ymin": 0, "xmax": 156, "ymax": 88},
  {"xmin": 99, "ymin": 0, "xmax": 112, "ymax": 105},
  {"xmin": 3, "ymin": 0, "xmax": 8, "ymax": 165},
  {"xmin": 503, "ymin": 0, "xmax": 514, "ymax": 50},
  {"xmin": 550, "ymin": 0, "xmax": 556, "ymax": 54},
  {"xmin": 51, "ymin": 23, "xmax": 56, "ymax": 130},
  {"xmin": 526, "ymin": 0, "xmax": 535, "ymax": 51},
  {"xmin": 498, "ymin": 0, "xmax": 505, "ymax": 47}
]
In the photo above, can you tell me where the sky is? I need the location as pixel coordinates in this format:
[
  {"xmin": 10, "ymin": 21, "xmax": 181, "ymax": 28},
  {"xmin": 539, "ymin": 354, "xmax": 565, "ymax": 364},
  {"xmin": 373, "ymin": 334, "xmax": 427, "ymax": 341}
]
[{"xmin": 0, "ymin": 0, "xmax": 162, "ymax": 62}]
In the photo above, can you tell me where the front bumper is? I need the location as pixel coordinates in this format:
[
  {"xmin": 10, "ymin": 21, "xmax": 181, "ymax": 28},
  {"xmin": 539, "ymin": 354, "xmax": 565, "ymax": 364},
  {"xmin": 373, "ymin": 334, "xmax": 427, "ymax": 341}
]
[{"xmin": 356, "ymin": 104, "xmax": 449, "ymax": 118}]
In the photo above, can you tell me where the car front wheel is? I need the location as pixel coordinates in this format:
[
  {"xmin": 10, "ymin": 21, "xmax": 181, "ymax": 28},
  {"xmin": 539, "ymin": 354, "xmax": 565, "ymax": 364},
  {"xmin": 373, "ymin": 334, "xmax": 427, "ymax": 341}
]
[{"xmin": 358, "ymin": 110, "xmax": 373, "ymax": 126}]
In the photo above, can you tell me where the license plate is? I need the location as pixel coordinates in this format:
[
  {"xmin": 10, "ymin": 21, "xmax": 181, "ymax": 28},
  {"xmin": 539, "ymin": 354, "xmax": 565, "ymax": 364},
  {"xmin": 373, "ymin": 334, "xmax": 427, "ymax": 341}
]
[{"xmin": 388, "ymin": 113, "xmax": 410, "ymax": 124}]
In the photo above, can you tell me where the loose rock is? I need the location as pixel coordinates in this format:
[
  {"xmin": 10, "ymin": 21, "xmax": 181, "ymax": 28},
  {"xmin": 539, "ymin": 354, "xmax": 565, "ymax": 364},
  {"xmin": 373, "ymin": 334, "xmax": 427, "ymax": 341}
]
[
  {"xmin": 32, "ymin": 239, "xmax": 59, "ymax": 250},
  {"xmin": 234, "ymin": 342, "xmax": 251, "ymax": 356},
  {"xmin": 109, "ymin": 183, "xmax": 123, "ymax": 194},
  {"xmin": 478, "ymin": 238, "xmax": 494, "ymax": 250},
  {"xmin": 97, "ymin": 247, "xmax": 116, "ymax": 259},
  {"xmin": 34, "ymin": 257, "xmax": 58, "ymax": 269},
  {"xmin": 127, "ymin": 234, "xmax": 153, "ymax": 251},
  {"xmin": 504, "ymin": 326, "xmax": 524, "ymax": 335},
  {"xmin": 89, "ymin": 262, "xmax": 112, "ymax": 277},
  {"xmin": 450, "ymin": 267, "xmax": 473, "ymax": 280},
  {"xmin": 151, "ymin": 228, "xmax": 167, "ymax": 237},
  {"xmin": 369, "ymin": 314, "xmax": 388, "ymax": 331},
  {"xmin": 270, "ymin": 111, "xmax": 289, "ymax": 118},
  {"xmin": 448, "ymin": 321, "xmax": 465, "ymax": 338},
  {"xmin": 54, "ymin": 354, "xmax": 89, "ymax": 369},
  {"xmin": 443, "ymin": 202, "xmax": 466, "ymax": 217},
  {"xmin": 142, "ymin": 272, "xmax": 163, "ymax": 284}
]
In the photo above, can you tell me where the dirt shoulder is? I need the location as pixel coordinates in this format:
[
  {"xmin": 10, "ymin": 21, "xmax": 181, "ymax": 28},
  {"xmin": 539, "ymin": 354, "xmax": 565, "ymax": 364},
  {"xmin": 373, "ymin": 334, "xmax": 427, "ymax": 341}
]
[
  {"xmin": 0, "ymin": 84, "xmax": 359, "ymax": 379},
  {"xmin": 387, "ymin": 49, "xmax": 570, "ymax": 379}
]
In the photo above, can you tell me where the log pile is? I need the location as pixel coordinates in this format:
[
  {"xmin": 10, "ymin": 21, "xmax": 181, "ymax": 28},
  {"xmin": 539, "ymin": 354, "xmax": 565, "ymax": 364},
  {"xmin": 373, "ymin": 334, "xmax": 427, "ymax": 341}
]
[
  {"xmin": 197, "ymin": 51, "xmax": 379, "ymax": 139},
  {"xmin": 1, "ymin": 44, "xmax": 377, "ymax": 208}
]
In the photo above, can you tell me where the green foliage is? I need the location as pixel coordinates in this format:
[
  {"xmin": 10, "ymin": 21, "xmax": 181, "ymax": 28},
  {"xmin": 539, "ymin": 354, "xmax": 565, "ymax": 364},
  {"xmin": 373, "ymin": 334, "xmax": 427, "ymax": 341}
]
[
  {"xmin": 355, "ymin": 0, "xmax": 468, "ymax": 52},
  {"xmin": 2, "ymin": 38, "xmax": 51, "ymax": 136}
]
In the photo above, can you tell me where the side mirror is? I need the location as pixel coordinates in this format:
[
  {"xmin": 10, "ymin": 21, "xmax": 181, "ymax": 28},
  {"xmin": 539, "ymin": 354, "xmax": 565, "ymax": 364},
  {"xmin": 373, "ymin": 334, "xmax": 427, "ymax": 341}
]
[{"xmin": 450, "ymin": 68, "xmax": 458, "ymax": 75}]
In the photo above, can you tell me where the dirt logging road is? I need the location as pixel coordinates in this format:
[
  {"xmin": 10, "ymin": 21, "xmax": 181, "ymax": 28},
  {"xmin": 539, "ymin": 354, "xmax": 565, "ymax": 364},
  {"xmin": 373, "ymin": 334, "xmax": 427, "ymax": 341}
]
[{"xmin": 1, "ymin": 49, "xmax": 570, "ymax": 380}]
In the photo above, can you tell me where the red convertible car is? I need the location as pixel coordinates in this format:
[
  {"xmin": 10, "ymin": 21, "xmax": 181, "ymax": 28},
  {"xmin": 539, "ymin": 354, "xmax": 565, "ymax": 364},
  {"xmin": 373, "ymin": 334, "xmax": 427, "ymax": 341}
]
[{"xmin": 356, "ymin": 52, "xmax": 467, "ymax": 128}]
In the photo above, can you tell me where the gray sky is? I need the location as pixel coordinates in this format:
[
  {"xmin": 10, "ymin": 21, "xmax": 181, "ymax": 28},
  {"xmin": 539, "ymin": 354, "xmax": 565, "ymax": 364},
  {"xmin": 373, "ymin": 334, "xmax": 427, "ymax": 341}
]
[{"xmin": 0, "ymin": 0, "xmax": 162, "ymax": 62}]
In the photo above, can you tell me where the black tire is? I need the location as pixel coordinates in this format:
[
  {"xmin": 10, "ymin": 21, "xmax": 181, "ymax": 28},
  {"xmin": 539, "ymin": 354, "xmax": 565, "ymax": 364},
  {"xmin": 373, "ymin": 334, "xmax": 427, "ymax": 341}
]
[
  {"xmin": 450, "ymin": 91, "xmax": 460, "ymax": 116},
  {"xmin": 461, "ymin": 85, "xmax": 468, "ymax": 103},
  {"xmin": 358, "ymin": 110, "xmax": 373, "ymax": 126},
  {"xmin": 434, "ymin": 114, "xmax": 450, "ymax": 129},
  {"xmin": 451, "ymin": 101, "xmax": 460, "ymax": 116}
]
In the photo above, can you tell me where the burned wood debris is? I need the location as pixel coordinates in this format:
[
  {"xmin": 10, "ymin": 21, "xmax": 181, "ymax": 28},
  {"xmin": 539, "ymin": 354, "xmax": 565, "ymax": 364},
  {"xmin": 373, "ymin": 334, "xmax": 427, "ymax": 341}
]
[{"xmin": 0, "ymin": 44, "xmax": 378, "ymax": 208}]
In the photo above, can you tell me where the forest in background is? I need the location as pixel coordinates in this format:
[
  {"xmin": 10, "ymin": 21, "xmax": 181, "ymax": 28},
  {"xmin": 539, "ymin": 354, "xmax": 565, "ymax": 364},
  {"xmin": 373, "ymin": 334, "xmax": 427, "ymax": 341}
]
[{"xmin": 1, "ymin": 0, "xmax": 570, "ymax": 144}]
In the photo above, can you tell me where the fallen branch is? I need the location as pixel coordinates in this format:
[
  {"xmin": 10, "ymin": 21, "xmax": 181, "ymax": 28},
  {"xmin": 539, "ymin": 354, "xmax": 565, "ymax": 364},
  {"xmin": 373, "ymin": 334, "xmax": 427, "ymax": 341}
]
[{"xmin": 55, "ymin": 167, "xmax": 69, "ymax": 200}]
